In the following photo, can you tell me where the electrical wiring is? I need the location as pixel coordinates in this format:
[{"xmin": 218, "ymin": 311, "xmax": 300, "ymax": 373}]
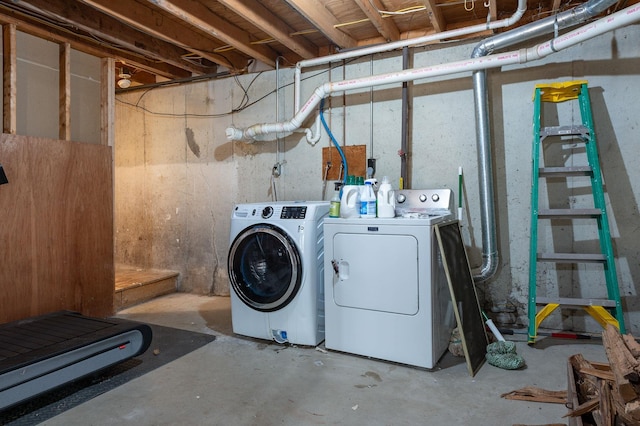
[
  {"xmin": 232, "ymin": 71, "xmax": 263, "ymax": 112},
  {"xmin": 118, "ymin": 57, "xmax": 360, "ymax": 119},
  {"xmin": 366, "ymin": 0, "xmax": 427, "ymax": 16}
]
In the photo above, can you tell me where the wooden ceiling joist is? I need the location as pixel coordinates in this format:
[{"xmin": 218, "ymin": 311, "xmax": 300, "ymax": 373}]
[
  {"xmin": 77, "ymin": 0, "xmax": 246, "ymax": 71},
  {"xmin": 419, "ymin": 0, "xmax": 447, "ymax": 33},
  {"xmin": 217, "ymin": 0, "xmax": 319, "ymax": 60},
  {"xmin": 488, "ymin": 0, "xmax": 498, "ymax": 22},
  {"xmin": 10, "ymin": 0, "xmax": 213, "ymax": 75},
  {"xmin": 148, "ymin": 0, "xmax": 283, "ymax": 68},
  {"xmin": 0, "ymin": 5, "xmax": 192, "ymax": 80},
  {"xmin": 284, "ymin": 0, "xmax": 358, "ymax": 49},
  {"xmin": 353, "ymin": 0, "xmax": 401, "ymax": 42}
]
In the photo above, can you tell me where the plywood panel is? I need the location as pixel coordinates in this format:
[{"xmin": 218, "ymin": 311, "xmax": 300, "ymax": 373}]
[
  {"xmin": 322, "ymin": 144, "xmax": 367, "ymax": 181},
  {"xmin": 0, "ymin": 134, "xmax": 114, "ymax": 324}
]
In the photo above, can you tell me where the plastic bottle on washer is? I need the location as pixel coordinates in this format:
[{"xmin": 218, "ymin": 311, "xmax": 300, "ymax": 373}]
[
  {"xmin": 376, "ymin": 176, "xmax": 396, "ymax": 218},
  {"xmin": 359, "ymin": 181, "xmax": 376, "ymax": 218},
  {"xmin": 329, "ymin": 182, "xmax": 341, "ymax": 218},
  {"xmin": 340, "ymin": 175, "xmax": 361, "ymax": 218}
]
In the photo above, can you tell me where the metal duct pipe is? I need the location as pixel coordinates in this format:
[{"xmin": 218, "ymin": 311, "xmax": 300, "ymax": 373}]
[
  {"xmin": 470, "ymin": 0, "xmax": 619, "ymax": 283},
  {"xmin": 226, "ymin": 3, "xmax": 640, "ymax": 142}
]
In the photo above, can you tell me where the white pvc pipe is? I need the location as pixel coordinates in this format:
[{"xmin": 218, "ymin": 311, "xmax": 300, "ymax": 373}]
[
  {"xmin": 226, "ymin": 4, "xmax": 640, "ymax": 142},
  {"xmin": 293, "ymin": 0, "xmax": 528, "ymax": 112}
]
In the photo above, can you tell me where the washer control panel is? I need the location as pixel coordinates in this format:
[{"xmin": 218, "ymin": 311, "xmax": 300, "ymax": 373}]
[
  {"xmin": 280, "ymin": 206, "xmax": 307, "ymax": 219},
  {"xmin": 232, "ymin": 202, "xmax": 325, "ymax": 221}
]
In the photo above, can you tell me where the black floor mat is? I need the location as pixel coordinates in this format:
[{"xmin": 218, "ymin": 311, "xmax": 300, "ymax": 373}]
[{"xmin": 0, "ymin": 323, "xmax": 216, "ymax": 425}]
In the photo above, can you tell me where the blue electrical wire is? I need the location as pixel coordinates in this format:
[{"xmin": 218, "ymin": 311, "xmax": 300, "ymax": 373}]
[{"xmin": 319, "ymin": 98, "xmax": 348, "ymax": 186}]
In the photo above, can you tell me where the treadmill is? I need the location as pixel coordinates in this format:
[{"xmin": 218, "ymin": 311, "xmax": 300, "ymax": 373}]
[{"xmin": 0, "ymin": 311, "xmax": 152, "ymax": 411}]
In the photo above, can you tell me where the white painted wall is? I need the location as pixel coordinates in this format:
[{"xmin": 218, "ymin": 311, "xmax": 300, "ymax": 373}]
[{"xmin": 114, "ymin": 24, "xmax": 640, "ymax": 334}]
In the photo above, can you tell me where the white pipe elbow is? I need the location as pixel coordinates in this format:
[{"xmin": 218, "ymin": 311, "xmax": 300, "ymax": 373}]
[
  {"xmin": 225, "ymin": 126, "xmax": 251, "ymax": 142},
  {"xmin": 301, "ymin": 115, "xmax": 322, "ymax": 146}
]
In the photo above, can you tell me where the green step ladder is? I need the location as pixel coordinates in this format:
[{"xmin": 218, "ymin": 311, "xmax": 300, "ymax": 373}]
[{"xmin": 527, "ymin": 80, "xmax": 625, "ymax": 345}]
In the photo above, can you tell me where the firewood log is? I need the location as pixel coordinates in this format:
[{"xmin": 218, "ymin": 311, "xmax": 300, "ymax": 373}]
[{"xmin": 602, "ymin": 324, "xmax": 640, "ymax": 403}]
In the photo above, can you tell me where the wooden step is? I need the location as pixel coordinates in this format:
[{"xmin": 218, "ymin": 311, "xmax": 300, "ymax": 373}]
[{"xmin": 115, "ymin": 265, "xmax": 179, "ymax": 311}]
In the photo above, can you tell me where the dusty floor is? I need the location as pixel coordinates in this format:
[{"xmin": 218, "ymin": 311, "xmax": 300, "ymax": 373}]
[{"xmin": 42, "ymin": 293, "xmax": 607, "ymax": 426}]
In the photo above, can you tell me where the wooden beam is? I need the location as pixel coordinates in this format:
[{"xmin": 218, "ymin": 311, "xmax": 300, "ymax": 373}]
[
  {"xmin": 353, "ymin": 0, "xmax": 400, "ymax": 42},
  {"xmin": 217, "ymin": 0, "xmax": 318, "ymax": 59},
  {"xmin": 59, "ymin": 42, "xmax": 71, "ymax": 141},
  {"xmin": 10, "ymin": 0, "xmax": 212, "ymax": 75},
  {"xmin": 148, "ymin": 0, "xmax": 281, "ymax": 67},
  {"xmin": 0, "ymin": 7, "xmax": 191, "ymax": 80},
  {"xmin": 488, "ymin": 0, "xmax": 498, "ymax": 24},
  {"xmin": 419, "ymin": 0, "xmax": 446, "ymax": 33},
  {"xmin": 284, "ymin": 0, "xmax": 358, "ymax": 49},
  {"xmin": 77, "ymin": 0, "xmax": 244, "ymax": 71},
  {"xmin": 100, "ymin": 57, "xmax": 114, "ymax": 147},
  {"xmin": 2, "ymin": 23, "xmax": 17, "ymax": 134}
]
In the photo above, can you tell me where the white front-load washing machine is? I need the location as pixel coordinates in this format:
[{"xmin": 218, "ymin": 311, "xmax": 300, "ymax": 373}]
[{"xmin": 228, "ymin": 201, "xmax": 329, "ymax": 346}]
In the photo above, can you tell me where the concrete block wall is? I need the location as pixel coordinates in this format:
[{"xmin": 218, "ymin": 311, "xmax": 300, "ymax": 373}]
[{"xmin": 115, "ymin": 24, "xmax": 640, "ymax": 334}]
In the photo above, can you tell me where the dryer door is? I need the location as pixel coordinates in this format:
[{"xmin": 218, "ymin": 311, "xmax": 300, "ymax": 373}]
[{"xmin": 228, "ymin": 224, "xmax": 302, "ymax": 312}]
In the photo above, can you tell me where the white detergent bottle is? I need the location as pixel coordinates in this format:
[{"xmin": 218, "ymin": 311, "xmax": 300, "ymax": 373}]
[
  {"xmin": 340, "ymin": 177, "xmax": 361, "ymax": 218},
  {"xmin": 377, "ymin": 176, "xmax": 396, "ymax": 218},
  {"xmin": 360, "ymin": 181, "xmax": 376, "ymax": 218}
]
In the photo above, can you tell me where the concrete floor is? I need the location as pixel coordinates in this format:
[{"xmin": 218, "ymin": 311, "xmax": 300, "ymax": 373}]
[{"xmin": 42, "ymin": 293, "xmax": 607, "ymax": 426}]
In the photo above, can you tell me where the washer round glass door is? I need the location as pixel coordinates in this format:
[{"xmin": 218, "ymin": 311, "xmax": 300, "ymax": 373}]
[{"xmin": 228, "ymin": 224, "xmax": 302, "ymax": 312}]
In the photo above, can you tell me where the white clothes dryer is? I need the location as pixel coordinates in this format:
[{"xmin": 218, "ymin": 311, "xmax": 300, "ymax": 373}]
[
  {"xmin": 323, "ymin": 189, "xmax": 457, "ymax": 369},
  {"xmin": 228, "ymin": 201, "xmax": 329, "ymax": 346}
]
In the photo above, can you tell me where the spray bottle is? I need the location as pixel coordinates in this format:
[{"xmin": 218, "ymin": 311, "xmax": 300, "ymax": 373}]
[{"xmin": 329, "ymin": 182, "xmax": 342, "ymax": 218}]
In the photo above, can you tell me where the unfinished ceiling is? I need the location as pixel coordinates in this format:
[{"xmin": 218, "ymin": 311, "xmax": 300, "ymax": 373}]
[{"xmin": 0, "ymin": 0, "xmax": 634, "ymax": 87}]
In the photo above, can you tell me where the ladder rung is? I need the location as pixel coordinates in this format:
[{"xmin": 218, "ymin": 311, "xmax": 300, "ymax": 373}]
[
  {"xmin": 539, "ymin": 166, "xmax": 592, "ymax": 177},
  {"xmin": 538, "ymin": 252, "xmax": 606, "ymax": 263},
  {"xmin": 536, "ymin": 296, "xmax": 617, "ymax": 308},
  {"xmin": 538, "ymin": 208, "xmax": 601, "ymax": 218},
  {"xmin": 540, "ymin": 125, "xmax": 590, "ymax": 138}
]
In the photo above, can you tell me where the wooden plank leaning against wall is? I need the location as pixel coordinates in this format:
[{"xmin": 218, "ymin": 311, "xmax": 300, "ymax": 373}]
[{"xmin": 0, "ymin": 25, "xmax": 116, "ymax": 323}]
